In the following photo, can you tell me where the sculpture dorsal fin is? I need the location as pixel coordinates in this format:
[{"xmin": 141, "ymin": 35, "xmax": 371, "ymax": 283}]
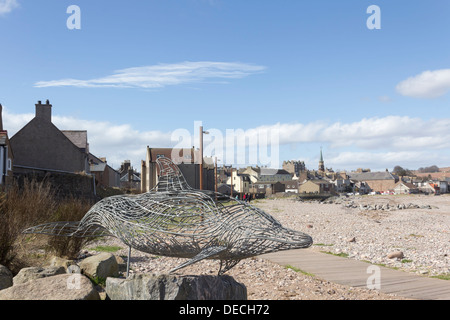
[{"xmin": 153, "ymin": 156, "xmax": 193, "ymax": 192}]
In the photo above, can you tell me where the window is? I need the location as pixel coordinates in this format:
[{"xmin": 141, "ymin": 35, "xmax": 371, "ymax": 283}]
[{"xmin": 7, "ymin": 158, "xmax": 11, "ymax": 171}]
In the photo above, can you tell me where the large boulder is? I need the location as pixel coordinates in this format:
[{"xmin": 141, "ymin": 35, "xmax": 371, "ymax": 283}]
[
  {"xmin": 79, "ymin": 252, "xmax": 119, "ymax": 280},
  {"xmin": 13, "ymin": 266, "xmax": 66, "ymax": 285},
  {"xmin": 0, "ymin": 273, "xmax": 100, "ymax": 300},
  {"xmin": 0, "ymin": 265, "xmax": 13, "ymax": 290},
  {"xmin": 106, "ymin": 274, "xmax": 247, "ymax": 300}
]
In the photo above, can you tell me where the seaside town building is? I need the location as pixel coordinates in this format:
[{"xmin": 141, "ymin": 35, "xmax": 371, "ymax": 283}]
[
  {"xmin": 10, "ymin": 100, "xmax": 91, "ymax": 174},
  {"xmin": 0, "ymin": 104, "xmax": 13, "ymax": 189}
]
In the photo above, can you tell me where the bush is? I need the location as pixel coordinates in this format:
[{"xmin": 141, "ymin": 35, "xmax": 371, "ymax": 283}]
[
  {"xmin": 0, "ymin": 179, "xmax": 56, "ymax": 269},
  {"xmin": 46, "ymin": 197, "xmax": 93, "ymax": 259},
  {"xmin": 0, "ymin": 179, "xmax": 95, "ymax": 271}
]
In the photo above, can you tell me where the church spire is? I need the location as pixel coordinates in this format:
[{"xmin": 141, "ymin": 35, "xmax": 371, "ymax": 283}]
[{"xmin": 319, "ymin": 147, "xmax": 325, "ymax": 172}]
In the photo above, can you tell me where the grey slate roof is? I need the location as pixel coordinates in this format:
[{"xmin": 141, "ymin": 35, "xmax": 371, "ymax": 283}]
[
  {"xmin": 62, "ymin": 130, "xmax": 88, "ymax": 152},
  {"xmin": 347, "ymin": 171, "xmax": 397, "ymax": 181},
  {"xmin": 260, "ymin": 168, "xmax": 292, "ymax": 176}
]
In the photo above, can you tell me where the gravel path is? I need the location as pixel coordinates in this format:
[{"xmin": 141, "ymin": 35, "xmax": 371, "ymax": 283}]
[{"xmin": 85, "ymin": 194, "xmax": 449, "ymax": 300}]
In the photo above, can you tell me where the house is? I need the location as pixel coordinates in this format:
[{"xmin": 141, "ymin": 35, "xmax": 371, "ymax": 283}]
[
  {"xmin": 352, "ymin": 180, "xmax": 372, "ymax": 195},
  {"xmin": 346, "ymin": 170, "xmax": 399, "ymax": 193},
  {"xmin": 280, "ymin": 180, "xmax": 300, "ymax": 193},
  {"xmin": 282, "ymin": 160, "xmax": 306, "ymax": 176},
  {"xmin": 333, "ymin": 177, "xmax": 352, "ymax": 193},
  {"xmin": 226, "ymin": 171, "xmax": 250, "ymax": 195},
  {"xmin": 10, "ymin": 100, "xmax": 90, "ymax": 174},
  {"xmin": 259, "ymin": 168, "xmax": 292, "ymax": 182},
  {"xmin": 88, "ymin": 154, "xmax": 120, "ymax": 188},
  {"xmin": 441, "ymin": 179, "xmax": 450, "ymax": 193},
  {"xmin": 299, "ymin": 179, "xmax": 335, "ymax": 195},
  {"xmin": 393, "ymin": 181, "xmax": 419, "ymax": 194},
  {"xmin": 241, "ymin": 166, "xmax": 292, "ymax": 183},
  {"xmin": 0, "ymin": 104, "xmax": 13, "ymax": 189},
  {"xmin": 119, "ymin": 160, "xmax": 141, "ymax": 191},
  {"xmin": 250, "ymin": 181, "xmax": 285, "ymax": 198},
  {"xmin": 240, "ymin": 166, "xmax": 261, "ymax": 184},
  {"xmin": 140, "ymin": 147, "xmax": 215, "ymax": 192},
  {"xmin": 434, "ymin": 180, "xmax": 448, "ymax": 194},
  {"xmin": 416, "ymin": 182, "xmax": 439, "ymax": 194}
]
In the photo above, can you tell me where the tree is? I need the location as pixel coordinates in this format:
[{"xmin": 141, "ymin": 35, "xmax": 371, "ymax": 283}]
[
  {"xmin": 393, "ymin": 165, "xmax": 414, "ymax": 177},
  {"xmin": 418, "ymin": 165, "xmax": 439, "ymax": 173}
]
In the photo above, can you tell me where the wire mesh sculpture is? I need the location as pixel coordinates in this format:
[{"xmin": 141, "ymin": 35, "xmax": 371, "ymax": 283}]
[{"xmin": 23, "ymin": 157, "xmax": 313, "ymax": 275}]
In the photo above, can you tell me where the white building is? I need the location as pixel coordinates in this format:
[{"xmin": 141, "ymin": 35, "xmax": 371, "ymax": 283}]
[{"xmin": 226, "ymin": 171, "xmax": 250, "ymax": 194}]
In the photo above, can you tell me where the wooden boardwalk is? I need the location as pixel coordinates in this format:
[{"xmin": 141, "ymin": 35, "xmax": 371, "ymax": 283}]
[{"xmin": 260, "ymin": 249, "xmax": 450, "ymax": 300}]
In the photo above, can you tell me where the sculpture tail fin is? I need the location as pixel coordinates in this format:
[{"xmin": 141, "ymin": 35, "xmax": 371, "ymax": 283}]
[{"xmin": 22, "ymin": 221, "xmax": 111, "ymax": 238}]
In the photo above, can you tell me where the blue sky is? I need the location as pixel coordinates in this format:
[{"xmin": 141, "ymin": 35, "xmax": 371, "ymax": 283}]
[{"xmin": 1, "ymin": 0, "xmax": 450, "ymax": 172}]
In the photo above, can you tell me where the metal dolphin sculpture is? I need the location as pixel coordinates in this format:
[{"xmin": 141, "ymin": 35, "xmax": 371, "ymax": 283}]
[{"xmin": 23, "ymin": 157, "xmax": 313, "ymax": 275}]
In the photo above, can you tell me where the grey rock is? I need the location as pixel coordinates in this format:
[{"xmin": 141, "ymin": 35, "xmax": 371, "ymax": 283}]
[
  {"xmin": 79, "ymin": 252, "xmax": 119, "ymax": 280},
  {"xmin": 0, "ymin": 274, "xmax": 100, "ymax": 300},
  {"xmin": 0, "ymin": 265, "xmax": 13, "ymax": 290},
  {"xmin": 114, "ymin": 255, "xmax": 127, "ymax": 273},
  {"xmin": 47, "ymin": 256, "xmax": 76, "ymax": 272},
  {"xmin": 387, "ymin": 251, "xmax": 404, "ymax": 259},
  {"xmin": 13, "ymin": 266, "xmax": 66, "ymax": 285},
  {"xmin": 106, "ymin": 273, "xmax": 247, "ymax": 300}
]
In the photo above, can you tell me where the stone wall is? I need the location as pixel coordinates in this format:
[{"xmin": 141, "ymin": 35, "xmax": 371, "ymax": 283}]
[{"xmin": 14, "ymin": 171, "xmax": 97, "ymax": 202}]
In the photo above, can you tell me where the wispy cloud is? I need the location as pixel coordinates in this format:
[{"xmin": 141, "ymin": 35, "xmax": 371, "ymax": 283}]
[
  {"xmin": 396, "ymin": 69, "xmax": 450, "ymax": 99},
  {"xmin": 0, "ymin": 0, "xmax": 19, "ymax": 15},
  {"xmin": 34, "ymin": 61, "xmax": 266, "ymax": 89}
]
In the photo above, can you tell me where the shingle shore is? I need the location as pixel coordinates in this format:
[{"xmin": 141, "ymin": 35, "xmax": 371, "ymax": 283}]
[{"xmin": 85, "ymin": 194, "xmax": 450, "ymax": 300}]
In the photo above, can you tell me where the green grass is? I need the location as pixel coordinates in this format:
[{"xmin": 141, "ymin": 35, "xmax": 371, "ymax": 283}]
[
  {"xmin": 314, "ymin": 243, "xmax": 334, "ymax": 247},
  {"xmin": 90, "ymin": 245, "xmax": 123, "ymax": 253},
  {"xmin": 90, "ymin": 276, "xmax": 107, "ymax": 286},
  {"xmin": 401, "ymin": 259, "xmax": 413, "ymax": 264},
  {"xmin": 285, "ymin": 265, "xmax": 315, "ymax": 277},
  {"xmin": 431, "ymin": 274, "xmax": 450, "ymax": 281},
  {"xmin": 321, "ymin": 251, "xmax": 349, "ymax": 258}
]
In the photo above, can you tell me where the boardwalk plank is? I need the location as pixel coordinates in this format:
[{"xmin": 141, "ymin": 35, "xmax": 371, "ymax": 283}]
[{"xmin": 260, "ymin": 248, "xmax": 450, "ymax": 300}]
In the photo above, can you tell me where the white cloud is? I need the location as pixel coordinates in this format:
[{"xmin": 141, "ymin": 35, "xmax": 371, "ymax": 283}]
[
  {"xmin": 0, "ymin": 0, "xmax": 18, "ymax": 15},
  {"xmin": 396, "ymin": 69, "xmax": 450, "ymax": 99},
  {"xmin": 327, "ymin": 151, "xmax": 434, "ymax": 170},
  {"xmin": 34, "ymin": 61, "xmax": 266, "ymax": 89},
  {"xmin": 2, "ymin": 108, "xmax": 174, "ymax": 169},
  {"xmin": 3, "ymin": 107, "xmax": 450, "ymax": 171},
  {"xmin": 247, "ymin": 116, "xmax": 450, "ymax": 151}
]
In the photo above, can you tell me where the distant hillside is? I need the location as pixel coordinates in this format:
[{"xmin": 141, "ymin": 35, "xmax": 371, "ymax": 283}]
[{"xmin": 412, "ymin": 166, "xmax": 450, "ymax": 180}]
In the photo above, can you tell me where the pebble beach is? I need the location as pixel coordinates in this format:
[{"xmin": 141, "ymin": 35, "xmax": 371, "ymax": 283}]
[
  {"xmin": 261, "ymin": 194, "xmax": 449, "ymax": 277},
  {"xmin": 87, "ymin": 194, "xmax": 449, "ymax": 300}
]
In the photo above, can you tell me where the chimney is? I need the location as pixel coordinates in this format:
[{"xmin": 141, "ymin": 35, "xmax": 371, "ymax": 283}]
[
  {"xmin": 0, "ymin": 104, "xmax": 3, "ymax": 131},
  {"xmin": 35, "ymin": 99, "xmax": 52, "ymax": 122}
]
